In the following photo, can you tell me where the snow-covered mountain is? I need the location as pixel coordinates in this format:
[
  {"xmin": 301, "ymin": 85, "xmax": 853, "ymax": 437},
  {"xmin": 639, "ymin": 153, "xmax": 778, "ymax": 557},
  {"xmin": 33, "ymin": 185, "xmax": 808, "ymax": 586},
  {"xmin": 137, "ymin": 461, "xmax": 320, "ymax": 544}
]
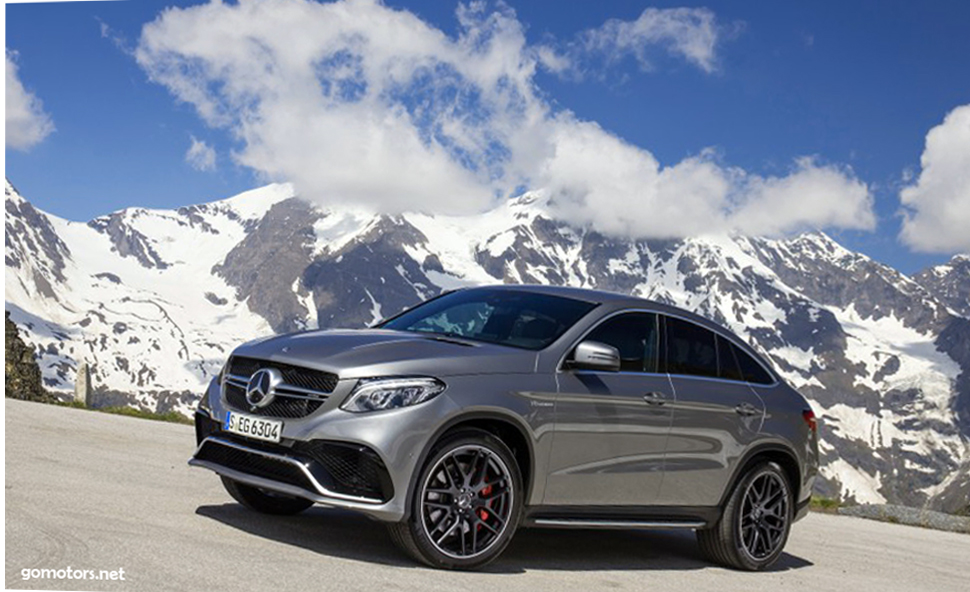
[
  {"xmin": 5, "ymin": 179, "xmax": 969, "ymax": 511},
  {"xmin": 914, "ymin": 255, "xmax": 970, "ymax": 319}
]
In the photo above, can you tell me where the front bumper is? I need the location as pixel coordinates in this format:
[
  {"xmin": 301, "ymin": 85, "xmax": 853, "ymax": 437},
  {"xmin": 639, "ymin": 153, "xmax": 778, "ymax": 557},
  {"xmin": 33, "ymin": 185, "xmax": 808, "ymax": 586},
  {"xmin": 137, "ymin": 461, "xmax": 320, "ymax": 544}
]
[
  {"xmin": 191, "ymin": 410, "xmax": 404, "ymax": 519},
  {"xmin": 189, "ymin": 373, "xmax": 462, "ymax": 523}
]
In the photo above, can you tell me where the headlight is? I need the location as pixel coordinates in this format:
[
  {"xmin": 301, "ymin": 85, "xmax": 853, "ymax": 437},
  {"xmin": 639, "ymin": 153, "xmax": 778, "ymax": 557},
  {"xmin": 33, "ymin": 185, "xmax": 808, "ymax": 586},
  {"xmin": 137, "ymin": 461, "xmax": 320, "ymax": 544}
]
[{"xmin": 341, "ymin": 377, "xmax": 446, "ymax": 413}]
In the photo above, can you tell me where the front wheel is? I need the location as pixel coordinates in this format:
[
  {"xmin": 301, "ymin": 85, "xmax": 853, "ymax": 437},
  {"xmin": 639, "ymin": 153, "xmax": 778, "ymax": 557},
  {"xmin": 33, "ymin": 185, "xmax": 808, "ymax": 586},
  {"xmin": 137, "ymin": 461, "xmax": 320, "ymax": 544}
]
[
  {"xmin": 388, "ymin": 429, "xmax": 523, "ymax": 570},
  {"xmin": 697, "ymin": 462, "xmax": 793, "ymax": 570},
  {"xmin": 221, "ymin": 476, "xmax": 314, "ymax": 515}
]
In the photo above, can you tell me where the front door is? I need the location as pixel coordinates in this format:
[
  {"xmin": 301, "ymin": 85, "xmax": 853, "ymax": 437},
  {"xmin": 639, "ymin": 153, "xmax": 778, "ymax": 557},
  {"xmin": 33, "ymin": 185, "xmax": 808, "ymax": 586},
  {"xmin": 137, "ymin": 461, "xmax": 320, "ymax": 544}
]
[{"xmin": 545, "ymin": 312, "xmax": 674, "ymax": 506}]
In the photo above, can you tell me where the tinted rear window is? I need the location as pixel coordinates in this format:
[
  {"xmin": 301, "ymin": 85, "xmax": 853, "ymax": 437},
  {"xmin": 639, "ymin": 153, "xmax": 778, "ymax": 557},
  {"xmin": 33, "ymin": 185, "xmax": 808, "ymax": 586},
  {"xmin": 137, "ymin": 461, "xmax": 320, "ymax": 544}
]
[
  {"xmin": 733, "ymin": 342, "xmax": 775, "ymax": 385},
  {"xmin": 379, "ymin": 289, "xmax": 597, "ymax": 350},
  {"xmin": 716, "ymin": 334, "xmax": 746, "ymax": 382},
  {"xmin": 665, "ymin": 316, "xmax": 719, "ymax": 378}
]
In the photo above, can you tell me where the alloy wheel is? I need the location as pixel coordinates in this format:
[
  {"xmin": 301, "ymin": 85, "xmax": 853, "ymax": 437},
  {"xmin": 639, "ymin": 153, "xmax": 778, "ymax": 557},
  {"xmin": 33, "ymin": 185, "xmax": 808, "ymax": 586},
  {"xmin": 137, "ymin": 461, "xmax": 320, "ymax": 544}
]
[
  {"xmin": 419, "ymin": 444, "xmax": 514, "ymax": 559},
  {"xmin": 738, "ymin": 471, "xmax": 789, "ymax": 560}
]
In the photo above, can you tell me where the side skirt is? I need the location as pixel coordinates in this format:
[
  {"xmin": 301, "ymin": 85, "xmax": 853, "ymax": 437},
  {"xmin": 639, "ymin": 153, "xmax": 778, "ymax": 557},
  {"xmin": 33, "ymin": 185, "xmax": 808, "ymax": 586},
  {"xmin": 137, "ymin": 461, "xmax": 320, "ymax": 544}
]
[{"xmin": 522, "ymin": 505, "xmax": 720, "ymax": 530}]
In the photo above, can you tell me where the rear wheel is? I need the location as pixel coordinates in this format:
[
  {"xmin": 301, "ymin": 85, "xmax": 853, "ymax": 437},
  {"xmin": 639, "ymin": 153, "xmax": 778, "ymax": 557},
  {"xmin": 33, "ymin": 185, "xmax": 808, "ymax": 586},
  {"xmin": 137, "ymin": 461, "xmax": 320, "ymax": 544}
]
[
  {"xmin": 221, "ymin": 476, "xmax": 314, "ymax": 515},
  {"xmin": 388, "ymin": 429, "xmax": 523, "ymax": 570},
  {"xmin": 697, "ymin": 462, "xmax": 793, "ymax": 570}
]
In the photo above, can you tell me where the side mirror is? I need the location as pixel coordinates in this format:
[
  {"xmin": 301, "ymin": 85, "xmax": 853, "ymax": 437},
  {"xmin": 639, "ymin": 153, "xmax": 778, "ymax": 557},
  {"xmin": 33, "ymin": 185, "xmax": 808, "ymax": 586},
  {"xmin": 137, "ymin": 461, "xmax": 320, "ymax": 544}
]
[{"xmin": 569, "ymin": 340, "xmax": 621, "ymax": 372}]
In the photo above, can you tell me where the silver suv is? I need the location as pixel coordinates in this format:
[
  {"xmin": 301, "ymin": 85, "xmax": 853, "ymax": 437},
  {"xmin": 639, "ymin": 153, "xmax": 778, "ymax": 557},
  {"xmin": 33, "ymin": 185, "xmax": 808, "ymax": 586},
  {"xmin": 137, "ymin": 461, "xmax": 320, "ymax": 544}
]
[{"xmin": 191, "ymin": 285, "xmax": 819, "ymax": 570}]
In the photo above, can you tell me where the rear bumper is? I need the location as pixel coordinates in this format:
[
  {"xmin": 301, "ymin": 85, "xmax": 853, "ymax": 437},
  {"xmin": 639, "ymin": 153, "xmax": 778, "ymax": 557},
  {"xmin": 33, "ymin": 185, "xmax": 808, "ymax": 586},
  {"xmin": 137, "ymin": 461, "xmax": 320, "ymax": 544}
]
[
  {"xmin": 191, "ymin": 411, "xmax": 403, "ymax": 521},
  {"xmin": 794, "ymin": 493, "xmax": 811, "ymax": 522}
]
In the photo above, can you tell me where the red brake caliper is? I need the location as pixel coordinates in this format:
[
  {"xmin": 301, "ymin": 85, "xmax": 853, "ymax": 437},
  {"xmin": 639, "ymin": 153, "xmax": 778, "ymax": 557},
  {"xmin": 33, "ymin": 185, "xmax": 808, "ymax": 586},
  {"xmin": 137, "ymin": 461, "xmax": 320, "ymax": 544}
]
[{"xmin": 478, "ymin": 485, "xmax": 493, "ymax": 526}]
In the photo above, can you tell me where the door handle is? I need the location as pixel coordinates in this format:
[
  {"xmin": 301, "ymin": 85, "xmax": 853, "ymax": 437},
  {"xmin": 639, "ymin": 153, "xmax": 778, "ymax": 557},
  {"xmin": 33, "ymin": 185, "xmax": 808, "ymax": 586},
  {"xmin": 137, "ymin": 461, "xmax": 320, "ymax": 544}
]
[
  {"xmin": 643, "ymin": 392, "xmax": 667, "ymax": 406},
  {"xmin": 735, "ymin": 402, "xmax": 760, "ymax": 417}
]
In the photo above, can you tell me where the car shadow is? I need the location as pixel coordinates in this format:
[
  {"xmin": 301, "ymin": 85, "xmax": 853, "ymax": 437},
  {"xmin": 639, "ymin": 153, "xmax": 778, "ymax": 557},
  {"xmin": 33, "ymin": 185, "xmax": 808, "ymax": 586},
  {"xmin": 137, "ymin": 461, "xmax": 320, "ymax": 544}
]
[{"xmin": 195, "ymin": 504, "xmax": 813, "ymax": 574}]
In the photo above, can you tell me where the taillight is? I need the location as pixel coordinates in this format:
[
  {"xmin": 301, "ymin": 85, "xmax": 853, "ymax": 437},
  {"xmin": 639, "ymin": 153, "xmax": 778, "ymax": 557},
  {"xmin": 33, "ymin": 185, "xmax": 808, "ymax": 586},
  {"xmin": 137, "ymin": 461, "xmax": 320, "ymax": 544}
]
[{"xmin": 803, "ymin": 409, "xmax": 818, "ymax": 433}]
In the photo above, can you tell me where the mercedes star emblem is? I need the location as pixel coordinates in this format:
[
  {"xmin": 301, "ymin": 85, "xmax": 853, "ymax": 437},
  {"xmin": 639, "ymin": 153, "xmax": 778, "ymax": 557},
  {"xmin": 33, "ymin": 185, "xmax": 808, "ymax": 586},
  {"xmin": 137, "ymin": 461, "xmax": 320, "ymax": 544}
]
[{"xmin": 245, "ymin": 368, "xmax": 282, "ymax": 410}]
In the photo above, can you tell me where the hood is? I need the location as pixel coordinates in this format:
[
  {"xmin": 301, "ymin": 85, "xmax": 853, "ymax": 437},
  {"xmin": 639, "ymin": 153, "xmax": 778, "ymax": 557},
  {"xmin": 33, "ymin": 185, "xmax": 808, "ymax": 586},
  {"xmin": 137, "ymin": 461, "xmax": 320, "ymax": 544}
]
[{"xmin": 232, "ymin": 328, "xmax": 537, "ymax": 379}]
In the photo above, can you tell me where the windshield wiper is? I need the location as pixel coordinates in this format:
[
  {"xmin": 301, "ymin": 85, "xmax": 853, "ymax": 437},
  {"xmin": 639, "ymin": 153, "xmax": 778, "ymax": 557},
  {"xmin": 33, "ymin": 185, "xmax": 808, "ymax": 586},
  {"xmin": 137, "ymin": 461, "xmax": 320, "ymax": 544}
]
[{"xmin": 417, "ymin": 332, "xmax": 477, "ymax": 347}]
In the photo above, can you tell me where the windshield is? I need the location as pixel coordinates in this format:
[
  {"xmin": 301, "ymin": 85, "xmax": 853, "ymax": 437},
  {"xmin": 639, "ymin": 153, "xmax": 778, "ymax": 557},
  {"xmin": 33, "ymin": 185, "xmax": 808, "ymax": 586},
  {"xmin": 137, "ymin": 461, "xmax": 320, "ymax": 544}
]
[{"xmin": 379, "ymin": 289, "xmax": 598, "ymax": 350}]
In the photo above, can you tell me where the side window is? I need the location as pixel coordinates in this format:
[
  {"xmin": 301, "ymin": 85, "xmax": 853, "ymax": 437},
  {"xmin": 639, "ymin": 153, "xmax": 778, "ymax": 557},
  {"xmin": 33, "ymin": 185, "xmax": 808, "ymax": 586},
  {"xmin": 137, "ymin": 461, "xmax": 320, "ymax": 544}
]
[
  {"xmin": 665, "ymin": 317, "xmax": 718, "ymax": 378},
  {"xmin": 733, "ymin": 343, "xmax": 775, "ymax": 385},
  {"xmin": 583, "ymin": 313, "xmax": 660, "ymax": 372},
  {"xmin": 716, "ymin": 335, "xmax": 745, "ymax": 382}
]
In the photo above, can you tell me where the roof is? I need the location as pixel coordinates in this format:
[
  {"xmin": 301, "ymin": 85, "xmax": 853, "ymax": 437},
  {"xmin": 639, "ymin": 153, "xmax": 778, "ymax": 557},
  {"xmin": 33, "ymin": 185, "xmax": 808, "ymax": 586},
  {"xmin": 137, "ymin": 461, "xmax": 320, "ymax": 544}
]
[{"xmin": 472, "ymin": 283, "xmax": 630, "ymax": 303}]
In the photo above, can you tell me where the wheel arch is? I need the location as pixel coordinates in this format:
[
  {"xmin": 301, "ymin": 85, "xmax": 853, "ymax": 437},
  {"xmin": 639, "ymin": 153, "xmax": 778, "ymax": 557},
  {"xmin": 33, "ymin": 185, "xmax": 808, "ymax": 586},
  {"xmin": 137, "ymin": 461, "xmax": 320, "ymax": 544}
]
[
  {"xmin": 718, "ymin": 443, "xmax": 802, "ymax": 510},
  {"xmin": 402, "ymin": 410, "xmax": 536, "ymax": 520}
]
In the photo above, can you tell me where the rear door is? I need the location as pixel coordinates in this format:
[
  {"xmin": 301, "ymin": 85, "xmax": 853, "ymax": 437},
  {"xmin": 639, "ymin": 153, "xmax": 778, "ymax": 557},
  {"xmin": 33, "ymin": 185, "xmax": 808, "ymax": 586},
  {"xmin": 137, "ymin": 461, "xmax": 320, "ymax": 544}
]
[
  {"xmin": 657, "ymin": 316, "xmax": 766, "ymax": 506},
  {"xmin": 545, "ymin": 312, "xmax": 675, "ymax": 506}
]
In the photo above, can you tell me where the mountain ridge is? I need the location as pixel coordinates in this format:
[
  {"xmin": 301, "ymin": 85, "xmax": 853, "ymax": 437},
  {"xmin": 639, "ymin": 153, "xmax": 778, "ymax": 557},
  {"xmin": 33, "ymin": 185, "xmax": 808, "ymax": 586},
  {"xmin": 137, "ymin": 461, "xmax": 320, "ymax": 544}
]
[{"xmin": 5, "ymin": 178, "xmax": 969, "ymax": 511}]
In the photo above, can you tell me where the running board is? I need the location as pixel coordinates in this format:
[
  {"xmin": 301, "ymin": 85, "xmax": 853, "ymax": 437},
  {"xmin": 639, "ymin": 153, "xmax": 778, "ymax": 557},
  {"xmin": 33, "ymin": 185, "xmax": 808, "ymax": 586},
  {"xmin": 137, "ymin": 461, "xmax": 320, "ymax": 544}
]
[{"xmin": 531, "ymin": 518, "xmax": 706, "ymax": 530}]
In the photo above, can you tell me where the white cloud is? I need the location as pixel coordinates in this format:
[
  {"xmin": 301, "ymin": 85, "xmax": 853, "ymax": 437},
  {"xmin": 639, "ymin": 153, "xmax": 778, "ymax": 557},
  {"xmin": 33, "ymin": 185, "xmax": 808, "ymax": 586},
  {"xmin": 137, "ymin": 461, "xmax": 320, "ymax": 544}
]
[
  {"xmin": 135, "ymin": 0, "xmax": 873, "ymax": 238},
  {"xmin": 581, "ymin": 7, "xmax": 723, "ymax": 74},
  {"xmin": 5, "ymin": 51, "xmax": 54, "ymax": 151},
  {"xmin": 537, "ymin": 120, "xmax": 872, "ymax": 238},
  {"xmin": 185, "ymin": 135, "xmax": 217, "ymax": 171},
  {"xmin": 899, "ymin": 104, "xmax": 970, "ymax": 253},
  {"xmin": 97, "ymin": 17, "xmax": 133, "ymax": 54},
  {"xmin": 535, "ymin": 6, "xmax": 729, "ymax": 79},
  {"xmin": 731, "ymin": 157, "xmax": 875, "ymax": 236},
  {"xmin": 533, "ymin": 44, "xmax": 571, "ymax": 75}
]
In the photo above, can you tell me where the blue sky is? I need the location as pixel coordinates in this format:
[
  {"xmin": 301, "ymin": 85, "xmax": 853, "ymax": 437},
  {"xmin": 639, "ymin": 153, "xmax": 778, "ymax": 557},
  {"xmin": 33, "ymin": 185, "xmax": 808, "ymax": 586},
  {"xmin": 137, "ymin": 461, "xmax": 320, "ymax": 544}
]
[{"xmin": 5, "ymin": 0, "xmax": 970, "ymax": 273}]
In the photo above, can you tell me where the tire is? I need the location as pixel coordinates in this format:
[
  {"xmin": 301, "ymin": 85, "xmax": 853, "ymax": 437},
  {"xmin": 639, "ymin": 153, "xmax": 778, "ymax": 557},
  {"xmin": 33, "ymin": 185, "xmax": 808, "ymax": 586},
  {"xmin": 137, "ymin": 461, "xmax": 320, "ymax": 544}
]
[
  {"xmin": 697, "ymin": 462, "xmax": 793, "ymax": 571},
  {"xmin": 221, "ymin": 476, "xmax": 314, "ymax": 515},
  {"xmin": 388, "ymin": 429, "xmax": 523, "ymax": 570}
]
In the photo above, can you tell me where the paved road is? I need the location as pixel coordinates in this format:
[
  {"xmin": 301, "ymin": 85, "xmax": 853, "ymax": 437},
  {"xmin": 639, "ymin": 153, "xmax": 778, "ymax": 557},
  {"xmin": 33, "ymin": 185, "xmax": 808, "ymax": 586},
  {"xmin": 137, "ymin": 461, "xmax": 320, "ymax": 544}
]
[{"xmin": 5, "ymin": 398, "xmax": 970, "ymax": 591}]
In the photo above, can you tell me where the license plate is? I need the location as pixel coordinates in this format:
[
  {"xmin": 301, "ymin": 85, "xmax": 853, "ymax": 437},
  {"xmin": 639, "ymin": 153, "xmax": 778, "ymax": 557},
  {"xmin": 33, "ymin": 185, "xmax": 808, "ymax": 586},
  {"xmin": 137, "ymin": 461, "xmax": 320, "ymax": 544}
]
[{"xmin": 224, "ymin": 411, "xmax": 282, "ymax": 443}]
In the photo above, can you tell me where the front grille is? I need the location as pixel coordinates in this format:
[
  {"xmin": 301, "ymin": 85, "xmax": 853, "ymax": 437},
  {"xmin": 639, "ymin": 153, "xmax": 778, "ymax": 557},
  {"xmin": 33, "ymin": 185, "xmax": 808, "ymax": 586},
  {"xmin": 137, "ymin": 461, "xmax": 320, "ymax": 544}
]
[
  {"xmin": 195, "ymin": 440, "xmax": 314, "ymax": 491},
  {"xmin": 297, "ymin": 441, "xmax": 394, "ymax": 501},
  {"xmin": 225, "ymin": 382, "xmax": 326, "ymax": 418},
  {"xmin": 223, "ymin": 356, "xmax": 338, "ymax": 418},
  {"xmin": 228, "ymin": 356, "xmax": 338, "ymax": 393}
]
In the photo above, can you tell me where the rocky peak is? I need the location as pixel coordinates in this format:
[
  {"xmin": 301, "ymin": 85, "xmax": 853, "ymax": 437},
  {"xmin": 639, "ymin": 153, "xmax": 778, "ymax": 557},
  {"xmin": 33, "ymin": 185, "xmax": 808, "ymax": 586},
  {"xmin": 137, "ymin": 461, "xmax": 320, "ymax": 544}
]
[
  {"xmin": 5, "ymin": 180, "xmax": 71, "ymax": 285},
  {"xmin": 88, "ymin": 210, "xmax": 170, "ymax": 270},
  {"xmin": 913, "ymin": 254, "xmax": 970, "ymax": 319},
  {"xmin": 214, "ymin": 197, "xmax": 323, "ymax": 333},
  {"xmin": 742, "ymin": 232, "xmax": 949, "ymax": 331}
]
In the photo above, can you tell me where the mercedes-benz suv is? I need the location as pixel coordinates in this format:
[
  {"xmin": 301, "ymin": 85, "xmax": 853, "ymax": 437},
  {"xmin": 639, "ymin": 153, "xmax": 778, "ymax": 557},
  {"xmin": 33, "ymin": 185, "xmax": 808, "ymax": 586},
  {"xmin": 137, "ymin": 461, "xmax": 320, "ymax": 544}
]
[{"xmin": 191, "ymin": 285, "xmax": 818, "ymax": 570}]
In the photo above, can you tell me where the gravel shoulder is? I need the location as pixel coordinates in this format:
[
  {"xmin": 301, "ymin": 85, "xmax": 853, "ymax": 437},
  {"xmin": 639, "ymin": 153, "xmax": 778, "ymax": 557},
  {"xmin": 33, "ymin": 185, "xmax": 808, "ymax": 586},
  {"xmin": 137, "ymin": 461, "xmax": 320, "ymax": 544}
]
[
  {"xmin": 839, "ymin": 503, "xmax": 970, "ymax": 533},
  {"xmin": 6, "ymin": 398, "xmax": 970, "ymax": 592}
]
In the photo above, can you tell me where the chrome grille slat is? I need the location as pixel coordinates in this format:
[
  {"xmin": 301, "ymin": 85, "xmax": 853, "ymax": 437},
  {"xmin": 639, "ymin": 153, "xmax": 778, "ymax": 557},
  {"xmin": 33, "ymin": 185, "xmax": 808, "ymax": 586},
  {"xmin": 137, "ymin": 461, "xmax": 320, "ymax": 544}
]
[
  {"xmin": 225, "ymin": 375, "xmax": 248, "ymax": 388},
  {"xmin": 224, "ymin": 374, "xmax": 328, "ymax": 399},
  {"xmin": 222, "ymin": 356, "xmax": 338, "ymax": 419},
  {"xmin": 227, "ymin": 356, "xmax": 339, "ymax": 393},
  {"xmin": 275, "ymin": 384, "xmax": 332, "ymax": 398},
  {"xmin": 225, "ymin": 383, "xmax": 327, "ymax": 418}
]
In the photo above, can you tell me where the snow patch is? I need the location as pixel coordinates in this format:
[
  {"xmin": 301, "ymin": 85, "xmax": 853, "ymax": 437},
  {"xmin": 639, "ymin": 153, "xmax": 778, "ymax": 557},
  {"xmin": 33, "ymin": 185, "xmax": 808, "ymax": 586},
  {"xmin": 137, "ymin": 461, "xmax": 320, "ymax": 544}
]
[{"xmin": 822, "ymin": 458, "xmax": 887, "ymax": 504}]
